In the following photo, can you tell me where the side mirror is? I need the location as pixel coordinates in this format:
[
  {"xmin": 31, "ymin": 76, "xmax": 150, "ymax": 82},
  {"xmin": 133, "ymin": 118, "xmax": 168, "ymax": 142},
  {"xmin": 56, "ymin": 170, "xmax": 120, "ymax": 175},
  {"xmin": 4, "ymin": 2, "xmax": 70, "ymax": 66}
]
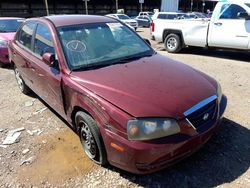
[
  {"xmin": 237, "ymin": 12, "xmax": 250, "ymax": 19},
  {"xmin": 42, "ymin": 53, "xmax": 56, "ymax": 67},
  {"xmin": 144, "ymin": 38, "xmax": 151, "ymax": 46}
]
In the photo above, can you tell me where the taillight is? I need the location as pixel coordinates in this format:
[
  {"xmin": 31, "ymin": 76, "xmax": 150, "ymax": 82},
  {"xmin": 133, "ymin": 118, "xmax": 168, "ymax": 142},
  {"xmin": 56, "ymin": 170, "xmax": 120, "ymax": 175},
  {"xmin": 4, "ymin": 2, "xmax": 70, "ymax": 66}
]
[{"xmin": 151, "ymin": 22, "xmax": 155, "ymax": 32}]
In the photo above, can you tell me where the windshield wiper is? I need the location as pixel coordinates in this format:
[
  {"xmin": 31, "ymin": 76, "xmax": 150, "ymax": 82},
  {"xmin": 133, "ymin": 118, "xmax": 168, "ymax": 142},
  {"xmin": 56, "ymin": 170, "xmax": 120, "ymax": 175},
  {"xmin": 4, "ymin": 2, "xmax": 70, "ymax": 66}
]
[
  {"xmin": 71, "ymin": 63, "xmax": 110, "ymax": 72},
  {"xmin": 71, "ymin": 53, "xmax": 155, "ymax": 72},
  {"xmin": 111, "ymin": 53, "xmax": 154, "ymax": 65}
]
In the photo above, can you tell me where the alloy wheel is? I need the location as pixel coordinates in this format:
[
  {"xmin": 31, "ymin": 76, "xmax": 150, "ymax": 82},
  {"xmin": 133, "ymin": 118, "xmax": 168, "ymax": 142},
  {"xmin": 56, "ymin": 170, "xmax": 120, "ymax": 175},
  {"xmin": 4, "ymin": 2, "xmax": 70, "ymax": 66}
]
[{"xmin": 80, "ymin": 121, "xmax": 97, "ymax": 159}]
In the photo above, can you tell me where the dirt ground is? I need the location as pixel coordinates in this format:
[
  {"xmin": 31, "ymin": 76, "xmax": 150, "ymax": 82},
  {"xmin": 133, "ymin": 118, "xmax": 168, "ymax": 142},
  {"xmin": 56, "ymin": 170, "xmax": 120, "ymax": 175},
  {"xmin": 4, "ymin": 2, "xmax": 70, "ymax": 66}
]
[{"xmin": 0, "ymin": 28, "xmax": 249, "ymax": 188}]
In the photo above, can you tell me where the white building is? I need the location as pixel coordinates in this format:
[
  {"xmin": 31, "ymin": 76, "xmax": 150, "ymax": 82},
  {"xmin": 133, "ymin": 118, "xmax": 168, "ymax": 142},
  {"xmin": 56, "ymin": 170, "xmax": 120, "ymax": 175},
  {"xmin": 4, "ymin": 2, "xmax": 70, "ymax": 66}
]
[{"xmin": 161, "ymin": 0, "xmax": 179, "ymax": 12}]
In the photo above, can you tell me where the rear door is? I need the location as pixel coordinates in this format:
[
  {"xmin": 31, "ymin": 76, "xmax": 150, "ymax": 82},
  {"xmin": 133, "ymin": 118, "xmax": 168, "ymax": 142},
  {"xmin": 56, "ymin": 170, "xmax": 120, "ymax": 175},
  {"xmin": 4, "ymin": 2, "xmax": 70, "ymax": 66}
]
[
  {"xmin": 29, "ymin": 23, "xmax": 65, "ymax": 117},
  {"xmin": 208, "ymin": 3, "xmax": 250, "ymax": 49},
  {"xmin": 13, "ymin": 22, "xmax": 37, "ymax": 88}
]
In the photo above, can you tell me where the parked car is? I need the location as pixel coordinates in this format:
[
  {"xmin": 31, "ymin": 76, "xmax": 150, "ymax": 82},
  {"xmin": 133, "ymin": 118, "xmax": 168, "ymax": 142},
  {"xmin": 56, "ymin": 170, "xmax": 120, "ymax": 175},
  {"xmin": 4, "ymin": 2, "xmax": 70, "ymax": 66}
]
[
  {"xmin": 135, "ymin": 15, "xmax": 151, "ymax": 27},
  {"xmin": 106, "ymin": 14, "xmax": 138, "ymax": 30},
  {"xmin": 152, "ymin": 1, "xmax": 250, "ymax": 53},
  {"xmin": 9, "ymin": 15, "xmax": 227, "ymax": 174},
  {"xmin": 138, "ymin": 11, "xmax": 154, "ymax": 18},
  {"xmin": 0, "ymin": 17, "xmax": 23, "ymax": 67}
]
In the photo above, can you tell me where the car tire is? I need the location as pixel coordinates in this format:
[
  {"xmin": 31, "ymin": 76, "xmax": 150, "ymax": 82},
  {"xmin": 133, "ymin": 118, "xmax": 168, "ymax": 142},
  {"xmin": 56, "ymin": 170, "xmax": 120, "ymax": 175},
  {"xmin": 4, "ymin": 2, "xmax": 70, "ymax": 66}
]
[
  {"xmin": 75, "ymin": 111, "xmax": 107, "ymax": 165},
  {"xmin": 14, "ymin": 65, "xmax": 30, "ymax": 94},
  {"xmin": 164, "ymin": 34, "xmax": 182, "ymax": 53}
]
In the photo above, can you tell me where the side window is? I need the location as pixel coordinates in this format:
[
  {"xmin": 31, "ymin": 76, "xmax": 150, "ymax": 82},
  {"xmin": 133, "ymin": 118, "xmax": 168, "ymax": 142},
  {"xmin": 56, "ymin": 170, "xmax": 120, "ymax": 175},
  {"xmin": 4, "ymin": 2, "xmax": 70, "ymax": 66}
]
[
  {"xmin": 18, "ymin": 22, "xmax": 36, "ymax": 50},
  {"xmin": 219, "ymin": 4, "xmax": 246, "ymax": 19},
  {"xmin": 158, "ymin": 14, "xmax": 167, "ymax": 19},
  {"xmin": 168, "ymin": 14, "xmax": 177, "ymax": 19},
  {"xmin": 34, "ymin": 24, "xmax": 55, "ymax": 56}
]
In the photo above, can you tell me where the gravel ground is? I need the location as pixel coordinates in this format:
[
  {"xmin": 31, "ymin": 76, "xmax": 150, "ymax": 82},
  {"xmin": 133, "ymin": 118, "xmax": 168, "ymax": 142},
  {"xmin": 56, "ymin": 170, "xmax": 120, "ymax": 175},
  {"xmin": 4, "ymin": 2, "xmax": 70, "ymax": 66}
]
[{"xmin": 0, "ymin": 28, "xmax": 249, "ymax": 188}]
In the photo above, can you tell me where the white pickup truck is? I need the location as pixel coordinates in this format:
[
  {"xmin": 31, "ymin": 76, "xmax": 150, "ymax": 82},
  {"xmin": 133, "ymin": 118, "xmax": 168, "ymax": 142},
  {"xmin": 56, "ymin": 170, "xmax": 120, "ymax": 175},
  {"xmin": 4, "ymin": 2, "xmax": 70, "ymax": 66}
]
[{"xmin": 151, "ymin": 0, "xmax": 250, "ymax": 53}]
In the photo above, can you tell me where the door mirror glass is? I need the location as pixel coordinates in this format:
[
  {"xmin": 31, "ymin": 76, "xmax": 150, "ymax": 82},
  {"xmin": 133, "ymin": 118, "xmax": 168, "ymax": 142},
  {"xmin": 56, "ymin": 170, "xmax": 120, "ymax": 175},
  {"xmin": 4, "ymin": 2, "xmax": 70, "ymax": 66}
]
[
  {"xmin": 42, "ymin": 53, "xmax": 55, "ymax": 67},
  {"xmin": 237, "ymin": 12, "xmax": 250, "ymax": 19}
]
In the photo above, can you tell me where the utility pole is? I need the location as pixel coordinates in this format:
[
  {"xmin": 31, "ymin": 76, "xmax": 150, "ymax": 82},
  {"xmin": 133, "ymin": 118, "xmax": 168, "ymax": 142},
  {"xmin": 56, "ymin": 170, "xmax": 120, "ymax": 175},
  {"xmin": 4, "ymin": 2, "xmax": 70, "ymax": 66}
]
[
  {"xmin": 190, "ymin": 0, "xmax": 193, "ymax": 12},
  {"xmin": 202, "ymin": 0, "xmax": 205, "ymax": 13},
  {"xmin": 116, "ymin": 0, "xmax": 118, "ymax": 13},
  {"xmin": 83, "ymin": 0, "xmax": 89, "ymax": 15},
  {"xmin": 44, "ymin": 0, "xmax": 49, "ymax": 16}
]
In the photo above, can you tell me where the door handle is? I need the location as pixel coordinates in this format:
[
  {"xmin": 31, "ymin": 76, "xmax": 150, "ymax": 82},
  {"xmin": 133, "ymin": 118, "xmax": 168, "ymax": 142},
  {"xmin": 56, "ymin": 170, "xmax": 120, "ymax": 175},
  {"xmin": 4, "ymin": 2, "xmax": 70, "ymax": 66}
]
[{"xmin": 214, "ymin": 22, "xmax": 222, "ymax": 26}]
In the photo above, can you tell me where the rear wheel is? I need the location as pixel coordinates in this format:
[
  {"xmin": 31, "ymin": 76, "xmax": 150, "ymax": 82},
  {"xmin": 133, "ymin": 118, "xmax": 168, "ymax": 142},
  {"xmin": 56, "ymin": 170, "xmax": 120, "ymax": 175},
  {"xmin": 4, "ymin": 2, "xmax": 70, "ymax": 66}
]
[
  {"xmin": 75, "ymin": 111, "xmax": 107, "ymax": 165},
  {"xmin": 14, "ymin": 65, "xmax": 30, "ymax": 94},
  {"xmin": 164, "ymin": 33, "xmax": 182, "ymax": 53}
]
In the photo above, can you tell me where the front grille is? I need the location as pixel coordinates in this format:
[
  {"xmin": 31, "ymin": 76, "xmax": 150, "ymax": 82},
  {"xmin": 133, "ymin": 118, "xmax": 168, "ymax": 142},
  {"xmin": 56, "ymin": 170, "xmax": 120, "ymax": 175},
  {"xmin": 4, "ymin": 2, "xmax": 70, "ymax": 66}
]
[{"xmin": 186, "ymin": 99, "xmax": 218, "ymax": 129}]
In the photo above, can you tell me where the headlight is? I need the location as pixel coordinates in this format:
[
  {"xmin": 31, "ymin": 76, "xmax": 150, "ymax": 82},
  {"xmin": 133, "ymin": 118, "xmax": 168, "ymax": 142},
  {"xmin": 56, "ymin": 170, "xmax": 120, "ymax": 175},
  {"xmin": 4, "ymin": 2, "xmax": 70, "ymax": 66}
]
[
  {"xmin": 127, "ymin": 118, "xmax": 180, "ymax": 141},
  {"xmin": 216, "ymin": 82, "xmax": 222, "ymax": 102},
  {"xmin": 0, "ymin": 39, "xmax": 8, "ymax": 47}
]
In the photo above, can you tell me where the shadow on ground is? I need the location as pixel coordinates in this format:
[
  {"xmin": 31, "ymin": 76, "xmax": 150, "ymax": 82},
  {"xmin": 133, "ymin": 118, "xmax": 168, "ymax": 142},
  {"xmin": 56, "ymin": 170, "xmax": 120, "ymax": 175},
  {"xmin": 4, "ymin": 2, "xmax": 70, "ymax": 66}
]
[
  {"xmin": 116, "ymin": 118, "xmax": 250, "ymax": 187},
  {"xmin": 0, "ymin": 64, "xmax": 13, "ymax": 70},
  {"xmin": 165, "ymin": 47, "xmax": 250, "ymax": 63}
]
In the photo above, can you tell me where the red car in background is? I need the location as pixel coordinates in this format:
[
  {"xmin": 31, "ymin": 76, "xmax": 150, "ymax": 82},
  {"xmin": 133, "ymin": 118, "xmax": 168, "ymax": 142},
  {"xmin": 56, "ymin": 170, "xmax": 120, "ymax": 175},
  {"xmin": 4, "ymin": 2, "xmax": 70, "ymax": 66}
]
[
  {"xmin": 0, "ymin": 17, "xmax": 23, "ymax": 67},
  {"xmin": 9, "ymin": 15, "xmax": 227, "ymax": 174}
]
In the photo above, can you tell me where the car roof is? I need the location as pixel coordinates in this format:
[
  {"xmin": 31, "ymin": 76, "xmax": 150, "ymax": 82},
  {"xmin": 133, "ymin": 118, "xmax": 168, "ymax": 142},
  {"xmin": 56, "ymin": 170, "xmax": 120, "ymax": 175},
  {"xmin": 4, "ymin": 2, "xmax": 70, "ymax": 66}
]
[
  {"xmin": 158, "ymin": 12, "xmax": 183, "ymax": 15},
  {"xmin": 107, "ymin": 14, "xmax": 127, "ymax": 16},
  {"xmin": 0, "ymin": 17, "xmax": 24, "ymax": 20},
  {"xmin": 43, "ymin": 15, "xmax": 116, "ymax": 27}
]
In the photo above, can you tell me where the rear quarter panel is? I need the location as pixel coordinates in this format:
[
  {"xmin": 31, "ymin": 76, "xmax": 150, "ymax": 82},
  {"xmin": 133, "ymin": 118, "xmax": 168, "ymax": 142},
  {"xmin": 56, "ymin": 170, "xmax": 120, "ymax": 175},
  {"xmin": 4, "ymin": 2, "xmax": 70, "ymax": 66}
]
[
  {"xmin": 154, "ymin": 19, "xmax": 209, "ymax": 47},
  {"xmin": 181, "ymin": 19, "xmax": 209, "ymax": 47}
]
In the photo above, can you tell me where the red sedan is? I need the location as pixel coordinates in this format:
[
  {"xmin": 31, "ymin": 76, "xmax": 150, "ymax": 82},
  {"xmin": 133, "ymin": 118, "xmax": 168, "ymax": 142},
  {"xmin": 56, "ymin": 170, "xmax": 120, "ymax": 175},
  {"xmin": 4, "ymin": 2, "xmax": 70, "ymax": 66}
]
[
  {"xmin": 9, "ymin": 15, "xmax": 227, "ymax": 174},
  {"xmin": 0, "ymin": 17, "xmax": 23, "ymax": 67}
]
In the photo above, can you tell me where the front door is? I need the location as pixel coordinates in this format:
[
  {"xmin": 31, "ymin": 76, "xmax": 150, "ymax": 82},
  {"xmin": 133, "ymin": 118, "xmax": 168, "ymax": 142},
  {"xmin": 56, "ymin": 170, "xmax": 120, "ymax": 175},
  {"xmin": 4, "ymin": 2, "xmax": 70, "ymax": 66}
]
[
  {"xmin": 29, "ymin": 23, "xmax": 65, "ymax": 117},
  {"xmin": 208, "ymin": 3, "xmax": 250, "ymax": 49}
]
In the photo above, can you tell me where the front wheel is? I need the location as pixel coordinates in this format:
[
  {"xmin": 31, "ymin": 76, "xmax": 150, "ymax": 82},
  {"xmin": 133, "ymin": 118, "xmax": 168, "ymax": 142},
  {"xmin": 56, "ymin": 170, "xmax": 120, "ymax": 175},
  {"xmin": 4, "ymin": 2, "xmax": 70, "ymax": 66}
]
[
  {"xmin": 75, "ymin": 111, "xmax": 107, "ymax": 165},
  {"xmin": 164, "ymin": 34, "xmax": 182, "ymax": 53}
]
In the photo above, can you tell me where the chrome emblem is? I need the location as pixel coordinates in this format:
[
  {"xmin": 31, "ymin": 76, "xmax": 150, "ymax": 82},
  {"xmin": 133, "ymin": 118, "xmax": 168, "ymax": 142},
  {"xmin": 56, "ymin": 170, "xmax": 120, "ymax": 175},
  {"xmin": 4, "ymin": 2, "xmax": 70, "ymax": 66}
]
[{"xmin": 203, "ymin": 113, "xmax": 209, "ymax": 121}]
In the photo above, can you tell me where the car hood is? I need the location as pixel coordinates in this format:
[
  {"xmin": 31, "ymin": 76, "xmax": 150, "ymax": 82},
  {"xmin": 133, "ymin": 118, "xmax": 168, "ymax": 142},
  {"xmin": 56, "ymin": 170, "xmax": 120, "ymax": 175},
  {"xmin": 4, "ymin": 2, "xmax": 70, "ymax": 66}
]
[
  {"xmin": 70, "ymin": 54, "xmax": 216, "ymax": 119},
  {"xmin": 0, "ymin": 32, "xmax": 15, "ymax": 41}
]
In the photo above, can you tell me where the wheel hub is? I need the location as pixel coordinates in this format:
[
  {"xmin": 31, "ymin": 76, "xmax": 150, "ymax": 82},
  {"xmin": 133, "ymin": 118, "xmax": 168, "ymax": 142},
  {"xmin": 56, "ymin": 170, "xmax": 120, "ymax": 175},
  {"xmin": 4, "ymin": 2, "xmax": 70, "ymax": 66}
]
[
  {"xmin": 167, "ymin": 38, "xmax": 177, "ymax": 49},
  {"xmin": 80, "ymin": 122, "xmax": 96, "ymax": 159}
]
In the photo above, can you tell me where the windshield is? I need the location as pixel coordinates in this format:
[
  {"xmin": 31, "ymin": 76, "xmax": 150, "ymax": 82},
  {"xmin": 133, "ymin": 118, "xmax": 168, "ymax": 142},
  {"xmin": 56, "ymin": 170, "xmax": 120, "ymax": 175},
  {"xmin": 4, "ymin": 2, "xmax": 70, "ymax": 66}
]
[
  {"xmin": 57, "ymin": 22, "xmax": 154, "ymax": 70},
  {"xmin": 117, "ymin": 15, "xmax": 130, "ymax": 20},
  {"xmin": 246, "ymin": 3, "xmax": 250, "ymax": 8},
  {"xmin": 0, "ymin": 19, "xmax": 23, "ymax": 33}
]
